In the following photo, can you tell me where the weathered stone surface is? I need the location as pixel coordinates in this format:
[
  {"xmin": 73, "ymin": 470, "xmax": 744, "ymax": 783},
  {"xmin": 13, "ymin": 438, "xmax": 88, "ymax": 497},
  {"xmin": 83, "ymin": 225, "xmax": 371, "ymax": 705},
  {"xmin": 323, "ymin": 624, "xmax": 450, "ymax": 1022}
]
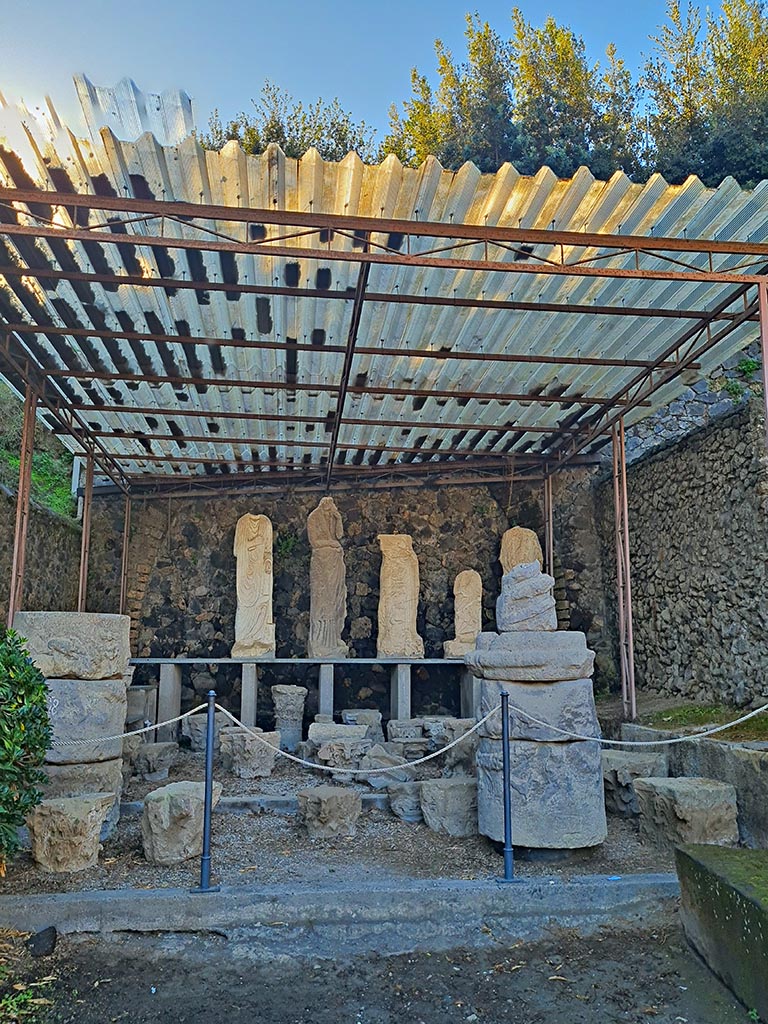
[
  {"xmin": 316, "ymin": 737, "xmax": 372, "ymax": 778},
  {"xmin": 420, "ymin": 778, "xmax": 478, "ymax": 837},
  {"xmin": 307, "ymin": 722, "xmax": 368, "ymax": 745},
  {"xmin": 122, "ymin": 732, "xmax": 144, "ymax": 766},
  {"xmin": 27, "ymin": 793, "xmax": 114, "ymax": 872},
  {"xmin": 141, "ymin": 780, "xmax": 223, "ymax": 865},
  {"xmin": 41, "ymin": 759, "xmax": 122, "ymax": 837},
  {"xmin": 232, "ymin": 513, "xmax": 275, "ymax": 658},
  {"xmin": 297, "ymin": 785, "xmax": 362, "ymax": 838},
  {"xmin": 602, "ymin": 750, "xmax": 668, "ymax": 816},
  {"xmin": 14, "ymin": 612, "xmax": 131, "ymax": 680},
  {"xmin": 387, "ymin": 719, "xmax": 424, "ymax": 741},
  {"xmin": 500, "ymin": 526, "xmax": 543, "ymax": 575},
  {"xmin": 340, "ymin": 709, "xmax": 385, "ymax": 743},
  {"xmin": 388, "ymin": 781, "xmax": 423, "ymax": 823},
  {"xmin": 308, "ymin": 497, "xmax": 348, "ymax": 658},
  {"xmin": 676, "ymin": 844, "xmax": 768, "ymax": 1021},
  {"xmin": 359, "ymin": 744, "xmax": 415, "ymax": 789},
  {"xmin": 46, "ymin": 678, "xmax": 127, "ymax": 764},
  {"xmin": 271, "ymin": 685, "xmax": 308, "ymax": 752},
  {"xmin": 126, "ymin": 685, "xmax": 155, "ymax": 726},
  {"xmin": 496, "ymin": 562, "xmax": 557, "ymax": 632},
  {"xmin": 181, "ymin": 711, "xmax": 229, "ymax": 752},
  {"xmin": 480, "ymin": 678, "xmax": 601, "ymax": 743},
  {"xmin": 220, "ymin": 728, "xmax": 280, "ymax": 778},
  {"xmin": 377, "ymin": 534, "xmax": 424, "ymax": 658},
  {"xmin": 477, "ymin": 739, "xmax": 607, "ymax": 848},
  {"xmin": 133, "ymin": 742, "xmax": 178, "ymax": 781},
  {"xmin": 634, "ymin": 777, "xmax": 738, "ymax": 848},
  {"xmin": 466, "ymin": 631, "xmax": 595, "ymax": 682},
  {"xmin": 444, "ymin": 570, "xmax": 482, "ymax": 658},
  {"xmin": 439, "ymin": 718, "xmax": 479, "ymax": 777}
]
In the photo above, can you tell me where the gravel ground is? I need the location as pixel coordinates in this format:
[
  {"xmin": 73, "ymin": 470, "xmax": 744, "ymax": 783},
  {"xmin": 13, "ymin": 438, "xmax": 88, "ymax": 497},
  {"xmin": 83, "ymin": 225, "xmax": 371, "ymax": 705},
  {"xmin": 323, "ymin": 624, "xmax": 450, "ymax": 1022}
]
[{"xmin": 1, "ymin": 927, "xmax": 747, "ymax": 1024}]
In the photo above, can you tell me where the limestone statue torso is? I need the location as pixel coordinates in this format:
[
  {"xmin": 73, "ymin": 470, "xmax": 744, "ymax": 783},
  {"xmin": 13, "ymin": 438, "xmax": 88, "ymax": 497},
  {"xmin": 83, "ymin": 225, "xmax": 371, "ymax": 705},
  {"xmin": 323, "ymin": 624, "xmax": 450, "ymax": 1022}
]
[
  {"xmin": 500, "ymin": 526, "xmax": 543, "ymax": 575},
  {"xmin": 232, "ymin": 513, "xmax": 276, "ymax": 658},
  {"xmin": 377, "ymin": 534, "xmax": 424, "ymax": 658},
  {"xmin": 307, "ymin": 497, "xmax": 348, "ymax": 658},
  {"xmin": 444, "ymin": 569, "xmax": 482, "ymax": 658}
]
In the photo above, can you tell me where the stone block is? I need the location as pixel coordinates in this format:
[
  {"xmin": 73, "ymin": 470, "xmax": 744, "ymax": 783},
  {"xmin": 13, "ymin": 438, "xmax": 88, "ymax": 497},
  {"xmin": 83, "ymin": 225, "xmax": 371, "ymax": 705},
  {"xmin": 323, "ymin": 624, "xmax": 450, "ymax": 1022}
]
[
  {"xmin": 307, "ymin": 723, "xmax": 368, "ymax": 745},
  {"xmin": 181, "ymin": 711, "xmax": 229, "ymax": 752},
  {"xmin": 440, "ymin": 719, "xmax": 479, "ymax": 777},
  {"xmin": 220, "ymin": 728, "xmax": 280, "ymax": 779},
  {"xmin": 420, "ymin": 778, "xmax": 478, "ymax": 837},
  {"xmin": 141, "ymin": 780, "xmax": 223, "ymax": 865},
  {"xmin": 476, "ymin": 738, "xmax": 606, "ymax": 848},
  {"xmin": 271, "ymin": 685, "xmax": 308, "ymax": 752},
  {"xmin": 297, "ymin": 785, "xmax": 362, "ymax": 838},
  {"xmin": 387, "ymin": 719, "xmax": 424, "ymax": 741},
  {"xmin": 46, "ymin": 678, "xmax": 127, "ymax": 765},
  {"xmin": 14, "ymin": 612, "xmax": 131, "ymax": 680},
  {"xmin": 676, "ymin": 845, "xmax": 768, "ymax": 1021},
  {"xmin": 601, "ymin": 750, "xmax": 668, "ymax": 816},
  {"xmin": 359, "ymin": 744, "xmax": 416, "ymax": 789},
  {"xmin": 480, "ymin": 679, "xmax": 601, "ymax": 743},
  {"xmin": 388, "ymin": 781, "xmax": 423, "ymax": 823},
  {"xmin": 634, "ymin": 777, "xmax": 739, "ymax": 848},
  {"xmin": 26, "ymin": 793, "xmax": 114, "ymax": 873},
  {"xmin": 133, "ymin": 742, "xmax": 178, "ymax": 781},
  {"xmin": 340, "ymin": 709, "xmax": 385, "ymax": 743},
  {"xmin": 316, "ymin": 737, "xmax": 372, "ymax": 778},
  {"xmin": 466, "ymin": 631, "xmax": 595, "ymax": 682},
  {"xmin": 496, "ymin": 562, "xmax": 557, "ymax": 632},
  {"xmin": 41, "ymin": 759, "xmax": 122, "ymax": 838}
]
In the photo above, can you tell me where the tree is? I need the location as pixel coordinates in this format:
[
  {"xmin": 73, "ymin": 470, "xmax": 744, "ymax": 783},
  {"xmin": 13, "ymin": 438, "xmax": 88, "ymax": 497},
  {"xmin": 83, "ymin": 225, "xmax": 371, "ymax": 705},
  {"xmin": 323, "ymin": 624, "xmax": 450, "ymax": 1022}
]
[{"xmin": 590, "ymin": 44, "xmax": 645, "ymax": 180}]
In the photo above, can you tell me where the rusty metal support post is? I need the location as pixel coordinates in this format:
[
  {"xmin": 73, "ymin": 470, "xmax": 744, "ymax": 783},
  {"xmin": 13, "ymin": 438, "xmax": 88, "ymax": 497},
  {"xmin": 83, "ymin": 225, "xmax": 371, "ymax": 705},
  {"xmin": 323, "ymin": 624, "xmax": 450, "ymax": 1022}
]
[
  {"xmin": 758, "ymin": 282, "xmax": 768, "ymax": 451},
  {"xmin": 119, "ymin": 492, "xmax": 131, "ymax": 615},
  {"xmin": 78, "ymin": 452, "xmax": 94, "ymax": 613},
  {"xmin": 543, "ymin": 471, "xmax": 554, "ymax": 578},
  {"xmin": 7, "ymin": 386, "xmax": 37, "ymax": 626},
  {"xmin": 612, "ymin": 418, "xmax": 637, "ymax": 720}
]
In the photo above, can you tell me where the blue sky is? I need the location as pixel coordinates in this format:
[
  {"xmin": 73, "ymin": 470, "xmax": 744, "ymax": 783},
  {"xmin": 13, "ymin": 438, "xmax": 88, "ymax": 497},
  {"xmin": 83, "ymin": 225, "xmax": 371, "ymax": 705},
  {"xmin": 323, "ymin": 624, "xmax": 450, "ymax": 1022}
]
[{"xmin": 3, "ymin": 0, "xmax": 677, "ymax": 135}]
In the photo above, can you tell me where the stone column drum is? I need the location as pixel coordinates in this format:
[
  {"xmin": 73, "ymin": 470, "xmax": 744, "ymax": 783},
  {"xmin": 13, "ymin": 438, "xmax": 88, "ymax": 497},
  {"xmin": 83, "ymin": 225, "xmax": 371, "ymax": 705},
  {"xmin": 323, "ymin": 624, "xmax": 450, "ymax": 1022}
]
[
  {"xmin": 271, "ymin": 684, "xmax": 308, "ymax": 752},
  {"xmin": 465, "ymin": 562, "xmax": 606, "ymax": 849}
]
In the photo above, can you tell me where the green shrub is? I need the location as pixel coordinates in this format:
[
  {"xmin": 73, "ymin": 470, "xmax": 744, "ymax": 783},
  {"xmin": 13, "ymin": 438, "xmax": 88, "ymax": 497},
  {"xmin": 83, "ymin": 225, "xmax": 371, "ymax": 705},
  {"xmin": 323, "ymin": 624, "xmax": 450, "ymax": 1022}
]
[{"xmin": 0, "ymin": 628, "xmax": 50, "ymax": 875}]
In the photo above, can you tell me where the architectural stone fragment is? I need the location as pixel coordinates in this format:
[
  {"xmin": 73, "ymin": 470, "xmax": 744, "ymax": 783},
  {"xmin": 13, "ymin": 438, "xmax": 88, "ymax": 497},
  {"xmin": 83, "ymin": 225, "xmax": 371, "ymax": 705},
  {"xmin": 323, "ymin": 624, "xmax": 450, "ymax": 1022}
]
[
  {"xmin": 45, "ymin": 678, "xmax": 127, "ymax": 764},
  {"xmin": 499, "ymin": 526, "xmax": 543, "ymax": 575},
  {"xmin": 141, "ymin": 780, "xmax": 223, "ymax": 865},
  {"xmin": 308, "ymin": 497, "xmax": 348, "ymax": 658},
  {"xmin": 633, "ymin": 777, "xmax": 738, "ymax": 848},
  {"xmin": 133, "ymin": 742, "xmax": 179, "ymax": 781},
  {"xmin": 232, "ymin": 513, "xmax": 276, "ymax": 658},
  {"xmin": 41, "ymin": 760, "xmax": 122, "ymax": 838},
  {"xmin": 496, "ymin": 562, "xmax": 557, "ymax": 632},
  {"xmin": 420, "ymin": 778, "xmax": 478, "ymax": 837},
  {"xmin": 181, "ymin": 711, "xmax": 228, "ymax": 752},
  {"xmin": 601, "ymin": 750, "xmax": 668, "ymax": 816},
  {"xmin": 297, "ymin": 785, "xmax": 362, "ymax": 838},
  {"xmin": 14, "ymin": 611, "xmax": 131, "ymax": 680},
  {"xmin": 359, "ymin": 744, "xmax": 416, "ymax": 788},
  {"xmin": 387, "ymin": 719, "xmax": 424, "ymax": 741},
  {"xmin": 444, "ymin": 569, "xmax": 482, "ymax": 658},
  {"xmin": 27, "ymin": 793, "xmax": 114, "ymax": 873},
  {"xmin": 480, "ymin": 679, "xmax": 601, "ymax": 743},
  {"xmin": 271, "ymin": 685, "xmax": 308, "ymax": 751},
  {"xmin": 466, "ymin": 631, "xmax": 595, "ymax": 682},
  {"xmin": 387, "ymin": 781, "xmax": 423, "ymax": 823},
  {"xmin": 307, "ymin": 722, "xmax": 368, "ymax": 745},
  {"xmin": 340, "ymin": 709, "xmax": 385, "ymax": 743},
  {"xmin": 376, "ymin": 534, "xmax": 424, "ymax": 658},
  {"xmin": 220, "ymin": 727, "xmax": 280, "ymax": 778}
]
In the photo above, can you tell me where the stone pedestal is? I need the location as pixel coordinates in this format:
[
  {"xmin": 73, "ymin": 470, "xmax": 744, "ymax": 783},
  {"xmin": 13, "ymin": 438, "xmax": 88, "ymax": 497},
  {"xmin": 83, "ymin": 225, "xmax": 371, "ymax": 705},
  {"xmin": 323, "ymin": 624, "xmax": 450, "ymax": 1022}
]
[
  {"xmin": 271, "ymin": 685, "xmax": 308, "ymax": 752},
  {"xmin": 27, "ymin": 793, "xmax": 114, "ymax": 873},
  {"xmin": 297, "ymin": 785, "xmax": 362, "ymax": 838},
  {"xmin": 141, "ymin": 780, "xmax": 223, "ymax": 865},
  {"xmin": 13, "ymin": 611, "xmax": 131, "ymax": 680},
  {"xmin": 45, "ymin": 678, "xmax": 127, "ymax": 765},
  {"xmin": 240, "ymin": 664, "xmax": 259, "ymax": 728}
]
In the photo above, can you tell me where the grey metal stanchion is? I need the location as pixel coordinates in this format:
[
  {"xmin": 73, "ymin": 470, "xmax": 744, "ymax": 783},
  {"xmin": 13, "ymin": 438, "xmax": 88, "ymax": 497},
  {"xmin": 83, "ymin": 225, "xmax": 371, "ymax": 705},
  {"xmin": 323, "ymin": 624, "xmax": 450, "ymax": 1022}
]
[
  {"xmin": 499, "ymin": 690, "xmax": 519, "ymax": 883},
  {"xmin": 191, "ymin": 690, "xmax": 220, "ymax": 894}
]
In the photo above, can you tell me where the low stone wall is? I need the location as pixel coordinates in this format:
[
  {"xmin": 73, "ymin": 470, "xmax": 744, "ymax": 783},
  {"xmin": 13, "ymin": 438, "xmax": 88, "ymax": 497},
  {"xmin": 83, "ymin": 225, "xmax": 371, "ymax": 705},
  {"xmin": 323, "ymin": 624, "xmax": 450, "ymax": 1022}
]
[{"xmin": 0, "ymin": 486, "xmax": 81, "ymax": 624}]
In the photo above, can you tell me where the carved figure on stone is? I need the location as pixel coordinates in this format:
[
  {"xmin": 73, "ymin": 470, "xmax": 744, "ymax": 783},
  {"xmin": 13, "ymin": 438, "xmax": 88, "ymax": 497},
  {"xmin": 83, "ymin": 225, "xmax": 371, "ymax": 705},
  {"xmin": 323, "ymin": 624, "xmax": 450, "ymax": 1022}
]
[
  {"xmin": 232, "ymin": 513, "xmax": 275, "ymax": 658},
  {"xmin": 307, "ymin": 497, "xmax": 348, "ymax": 658},
  {"xmin": 377, "ymin": 534, "xmax": 424, "ymax": 658},
  {"xmin": 496, "ymin": 561, "xmax": 556, "ymax": 632},
  {"xmin": 444, "ymin": 569, "xmax": 482, "ymax": 658},
  {"xmin": 500, "ymin": 526, "xmax": 543, "ymax": 575}
]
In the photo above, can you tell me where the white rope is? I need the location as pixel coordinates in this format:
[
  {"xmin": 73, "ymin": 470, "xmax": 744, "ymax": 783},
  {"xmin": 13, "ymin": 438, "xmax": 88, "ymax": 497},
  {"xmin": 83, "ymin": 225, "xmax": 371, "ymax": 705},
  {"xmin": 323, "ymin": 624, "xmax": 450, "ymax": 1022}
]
[
  {"xmin": 214, "ymin": 703, "xmax": 495, "ymax": 775},
  {"xmin": 52, "ymin": 704, "xmax": 209, "ymax": 747}
]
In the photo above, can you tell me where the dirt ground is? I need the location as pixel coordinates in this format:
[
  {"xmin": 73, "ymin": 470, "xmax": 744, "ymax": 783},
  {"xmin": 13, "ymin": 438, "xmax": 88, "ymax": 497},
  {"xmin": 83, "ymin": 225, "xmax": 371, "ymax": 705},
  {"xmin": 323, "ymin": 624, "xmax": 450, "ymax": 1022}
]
[{"xmin": 3, "ymin": 926, "xmax": 749, "ymax": 1024}]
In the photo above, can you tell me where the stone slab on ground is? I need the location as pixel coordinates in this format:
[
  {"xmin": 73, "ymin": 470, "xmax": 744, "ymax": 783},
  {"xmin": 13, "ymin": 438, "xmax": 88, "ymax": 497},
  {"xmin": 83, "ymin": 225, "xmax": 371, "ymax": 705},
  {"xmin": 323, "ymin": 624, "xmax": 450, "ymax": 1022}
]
[
  {"xmin": 481, "ymin": 678, "xmax": 601, "ymax": 743},
  {"xmin": 297, "ymin": 785, "xmax": 362, "ymax": 838},
  {"xmin": 42, "ymin": 759, "xmax": 122, "ymax": 838},
  {"xmin": 141, "ymin": 781, "xmax": 223, "ymax": 865},
  {"xmin": 45, "ymin": 678, "xmax": 127, "ymax": 764},
  {"xmin": 14, "ymin": 611, "xmax": 131, "ymax": 680},
  {"xmin": 602, "ymin": 750, "xmax": 668, "ymax": 816},
  {"xmin": 634, "ymin": 777, "xmax": 738, "ymax": 848},
  {"xmin": 420, "ymin": 778, "xmax": 478, "ymax": 837},
  {"xmin": 26, "ymin": 793, "xmax": 114, "ymax": 873},
  {"xmin": 676, "ymin": 844, "xmax": 768, "ymax": 1020}
]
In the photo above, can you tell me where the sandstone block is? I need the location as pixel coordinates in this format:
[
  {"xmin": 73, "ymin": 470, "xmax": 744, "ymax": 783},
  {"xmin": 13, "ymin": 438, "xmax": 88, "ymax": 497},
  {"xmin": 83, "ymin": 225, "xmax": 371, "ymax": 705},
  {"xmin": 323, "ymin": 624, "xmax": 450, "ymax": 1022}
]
[
  {"xmin": 340, "ymin": 709, "xmax": 385, "ymax": 743},
  {"xmin": 480, "ymin": 678, "xmax": 601, "ymax": 743},
  {"xmin": 141, "ymin": 780, "xmax": 223, "ymax": 865},
  {"xmin": 41, "ymin": 759, "xmax": 122, "ymax": 838},
  {"xmin": 387, "ymin": 719, "xmax": 424, "ymax": 741},
  {"xmin": 14, "ymin": 612, "xmax": 131, "ymax": 680},
  {"xmin": 133, "ymin": 742, "xmax": 179, "ymax": 781},
  {"xmin": 601, "ymin": 750, "xmax": 668, "ymax": 816},
  {"xmin": 307, "ymin": 722, "xmax": 368, "ymax": 745},
  {"xmin": 297, "ymin": 785, "xmax": 362, "ymax": 838},
  {"xmin": 46, "ymin": 678, "xmax": 127, "ymax": 765},
  {"xmin": 181, "ymin": 711, "xmax": 229, "ymax": 752},
  {"xmin": 465, "ymin": 630, "xmax": 595, "ymax": 682},
  {"xmin": 359, "ymin": 744, "xmax": 416, "ymax": 789},
  {"xmin": 633, "ymin": 777, "xmax": 739, "ymax": 848},
  {"xmin": 477, "ymin": 738, "xmax": 607, "ymax": 848},
  {"xmin": 420, "ymin": 778, "xmax": 478, "ymax": 837},
  {"xmin": 500, "ymin": 526, "xmax": 543, "ymax": 574},
  {"xmin": 220, "ymin": 728, "xmax": 280, "ymax": 779},
  {"xmin": 27, "ymin": 793, "xmax": 114, "ymax": 873},
  {"xmin": 316, "ymin": 737, "xmax": 372, "ymax": 778}
]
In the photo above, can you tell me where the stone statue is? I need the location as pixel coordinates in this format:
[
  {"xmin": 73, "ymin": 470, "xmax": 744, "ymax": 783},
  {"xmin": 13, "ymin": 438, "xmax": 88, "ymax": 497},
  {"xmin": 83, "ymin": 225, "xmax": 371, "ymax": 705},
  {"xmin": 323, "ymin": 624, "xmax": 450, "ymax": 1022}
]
[
  {"xmin": 232, "ymin": 513, "xmax": 276, "ymax": 658},
  {"xmin": 307, "ymin": 497, "xmax": 348, "ymax": 658},
  {"xmin": 377, "ymin": 534, "xmax": 424, "ymax": 658},
  {"xmin": 444, "ymin": 569, "xmax": 482, "ymax": 658},
  {"xmin": 500, "ymin": 526, "xmax": 543, "ymax": 575},
  {"xmin": 496, "ymin": 561, "xmax": 556, "ymax": 632}
]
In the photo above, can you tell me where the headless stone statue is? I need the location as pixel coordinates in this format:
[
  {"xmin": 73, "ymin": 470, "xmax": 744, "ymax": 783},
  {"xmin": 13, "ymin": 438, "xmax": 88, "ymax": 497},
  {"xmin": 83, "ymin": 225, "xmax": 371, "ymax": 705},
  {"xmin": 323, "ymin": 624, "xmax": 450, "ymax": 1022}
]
[
  {"xmin": 232, "ymin": 513, "xmax": 276, "ymax": 658},
  {"xmin": 500, "ymin": 526, "xmax": 543, "ymax": 575},
  {"xmin": 307, "ymin": 497, "xmax": 348, "ymax": 658},
  {"xmin": 377, "ymin": 534, "xmax": 424, "ymax": 658},
  {"xmin": 444, "ymin": 569, "xmax": 482, "ymax": 658}
]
